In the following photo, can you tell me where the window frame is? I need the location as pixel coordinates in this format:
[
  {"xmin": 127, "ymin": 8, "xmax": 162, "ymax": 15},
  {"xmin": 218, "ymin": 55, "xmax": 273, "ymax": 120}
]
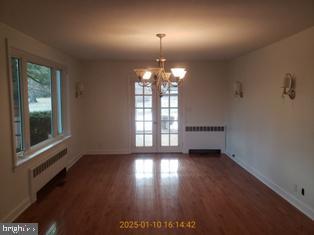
[
  {"xmin": 7, "ymin": 45, "xmax": 68, "ymax": 167},
  {"xmin": 10, "ymin": 57, "xmax": 25, "ymax": 155}
]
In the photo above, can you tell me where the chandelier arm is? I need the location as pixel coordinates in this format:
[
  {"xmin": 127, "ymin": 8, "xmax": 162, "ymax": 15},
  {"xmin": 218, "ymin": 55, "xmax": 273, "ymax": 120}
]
[
  {"xmin": 157, "ymin": 78, "xmax": 162, "ymax": 96},
  {"xmin": 166, "ymin": 80, "xmax": 171, "ymax": 93},
  {"xmin": 170, "ymin": 79, "xmax": 179, "ymax": 87},
  {"xmin": 138, "ymin": 80, "xmax": 152, "ymax": 88}
]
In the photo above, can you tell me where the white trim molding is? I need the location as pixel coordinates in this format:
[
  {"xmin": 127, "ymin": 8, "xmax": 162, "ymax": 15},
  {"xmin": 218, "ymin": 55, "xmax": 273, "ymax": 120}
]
[
  {"xmin": 86, "ymin": 149, "xmax": 131, "ymax": 155},
  {"xmin": 1, "ymin": 197, "xmax": 31, "ymax": 222},
  {"xmin": 225, "ymin": 152, "xmax": 314, "ymax": 221}
]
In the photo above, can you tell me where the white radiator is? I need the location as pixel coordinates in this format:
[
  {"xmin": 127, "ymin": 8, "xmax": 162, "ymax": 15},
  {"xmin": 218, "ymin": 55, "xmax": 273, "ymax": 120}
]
[
  {"xmin": 183, "ymin": 126, "xmax": 226, "ymax": 153},
  {"xmin": 29, "ymin": 148, "xmax": 67, "ymax": 203}
]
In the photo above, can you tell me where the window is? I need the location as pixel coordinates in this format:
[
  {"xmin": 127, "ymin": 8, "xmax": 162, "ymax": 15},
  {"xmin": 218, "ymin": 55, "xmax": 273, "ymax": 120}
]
[
  {"xmin": 27, "ymin": 62, "xmax": 53, "ymax": 146},
  {"xmin": 9, "ymin": 52, "xmax": 65, "ymax": 163}
]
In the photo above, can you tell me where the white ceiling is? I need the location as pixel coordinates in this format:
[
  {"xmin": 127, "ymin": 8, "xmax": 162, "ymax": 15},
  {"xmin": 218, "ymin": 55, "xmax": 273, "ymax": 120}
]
[{"xmin": 0, "ymin": 0, "xmax": 313, "ymax": 60}]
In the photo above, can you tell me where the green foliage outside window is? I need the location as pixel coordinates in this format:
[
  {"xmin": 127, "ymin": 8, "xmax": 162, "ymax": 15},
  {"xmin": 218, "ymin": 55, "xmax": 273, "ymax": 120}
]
[{"xmin": 29, "ymin": 111, "xmax": 52, "ymax": 146}]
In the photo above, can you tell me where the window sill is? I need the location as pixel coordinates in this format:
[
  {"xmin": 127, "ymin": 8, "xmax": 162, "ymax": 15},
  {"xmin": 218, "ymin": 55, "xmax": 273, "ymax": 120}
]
[{"xmin": 15, "ymin": 135, "xmax": 71, "ymax": 168}]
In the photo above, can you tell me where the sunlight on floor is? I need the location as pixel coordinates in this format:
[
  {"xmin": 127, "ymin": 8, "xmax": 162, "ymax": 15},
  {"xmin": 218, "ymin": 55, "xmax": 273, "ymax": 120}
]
[
  {"xmin": 160, "ymin": 159, "xmax": 178, "ymax": 178},
  {"xmin": 45, "ymin": 222, "xmax": 57, "ymax": 235},
  {"xmin": 134, "ymin": 159, "xmax": 179, "ymax": 179},
  {"xmin": 135, "ymin": 159, "xmax": 153, "ymax": 179}
]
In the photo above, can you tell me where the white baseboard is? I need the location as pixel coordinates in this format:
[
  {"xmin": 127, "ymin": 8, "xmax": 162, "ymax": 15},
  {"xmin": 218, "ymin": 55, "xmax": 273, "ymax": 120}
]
[
  {"xmin": 1, "ymin": 197, "xmax": 31, "ymax": 222},
  {"xmin": 86, "ymin": 149, "xmax": 131, "ymax": 155},
  {"xmin": 225, "ymin": 152, "xmax": 314, "ymax": 220}
]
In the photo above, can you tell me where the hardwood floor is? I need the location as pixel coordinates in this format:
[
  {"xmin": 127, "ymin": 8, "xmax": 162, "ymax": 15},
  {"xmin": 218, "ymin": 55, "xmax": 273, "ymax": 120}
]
[{"xmin": 16, "ymin": 154, "xmax": 314, "ymax": 234}]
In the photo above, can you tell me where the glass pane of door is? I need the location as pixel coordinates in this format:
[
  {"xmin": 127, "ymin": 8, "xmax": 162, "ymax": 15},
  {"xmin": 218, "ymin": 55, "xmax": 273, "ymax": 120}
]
[
  {"xmin": 159, "ymin": 86, "xmax": 179, "ymax": 148},
  {"xmin": 134, "ymin": 82, "xmax": 154, "ymax": 147}
]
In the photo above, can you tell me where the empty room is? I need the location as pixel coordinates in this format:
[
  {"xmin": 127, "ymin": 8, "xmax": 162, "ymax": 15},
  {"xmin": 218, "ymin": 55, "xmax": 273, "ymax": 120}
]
[{"xmin": 0, "ymin": 0, "xmax": 313, "ymax": 234}]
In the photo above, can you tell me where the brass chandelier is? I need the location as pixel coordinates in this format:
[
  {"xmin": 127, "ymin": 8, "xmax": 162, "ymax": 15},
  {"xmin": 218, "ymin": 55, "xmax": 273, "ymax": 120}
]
[{"xmin": 134, "ymin": 33, "xmax": 187, "ymax": 96}]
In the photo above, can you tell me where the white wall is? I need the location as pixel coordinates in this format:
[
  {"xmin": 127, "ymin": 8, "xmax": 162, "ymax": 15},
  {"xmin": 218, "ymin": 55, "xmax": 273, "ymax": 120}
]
[
  {"xmin": 226, "ymin": 27, "xmax": 314, "ymax": 219},
  {"xmin": 0, "ymin": 23, "xmax": 85, "ymax": 221},
  {"xmin": 182, "ymin": 61, "xmax": 227, "ymax": 152},
  {"xmin": 81, "ymin": 60, "xmax": 228, "ymax": 154}
]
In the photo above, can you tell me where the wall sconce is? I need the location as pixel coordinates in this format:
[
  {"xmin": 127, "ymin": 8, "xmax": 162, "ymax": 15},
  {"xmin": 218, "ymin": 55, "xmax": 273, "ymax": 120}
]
[
  {"xmin": 75, "ymin": 81, "xmax": 84, "ymax": 98},
  {"xmin": 282, "ymin": 73, "xmax": 296, "ymax": 100},
  {"xmin": 233, "ymin": 81, "xmax": 243, "ymax": 98}
]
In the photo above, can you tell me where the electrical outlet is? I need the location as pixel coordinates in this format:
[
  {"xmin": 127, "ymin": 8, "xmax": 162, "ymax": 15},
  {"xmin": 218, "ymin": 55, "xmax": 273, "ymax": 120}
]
[{"xmin": 301, "ymin": 188, "xmax": 305, "ymax": 196}]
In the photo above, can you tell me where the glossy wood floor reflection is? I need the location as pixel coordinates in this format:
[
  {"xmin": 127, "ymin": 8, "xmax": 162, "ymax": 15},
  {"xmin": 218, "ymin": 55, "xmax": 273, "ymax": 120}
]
[{"xmin": 16, "ymin": 154, "xmax": 314, "ymax": 235}]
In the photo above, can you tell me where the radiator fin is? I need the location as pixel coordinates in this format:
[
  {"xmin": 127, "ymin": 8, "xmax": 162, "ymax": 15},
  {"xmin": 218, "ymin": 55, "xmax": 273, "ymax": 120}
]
[
  {"xmin": 33, "ymin": 149, "xmax": 67, "ymax": 178},
  {"xmin": 185, "ymin": 126, "xmax": 224, "ymax": 132}
]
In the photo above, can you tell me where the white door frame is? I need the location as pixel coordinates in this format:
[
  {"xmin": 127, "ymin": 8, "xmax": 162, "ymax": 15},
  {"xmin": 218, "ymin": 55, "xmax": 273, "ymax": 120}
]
[{"xmin": 131, "ymin": 79, "xmax": 183, "ymax": 153}]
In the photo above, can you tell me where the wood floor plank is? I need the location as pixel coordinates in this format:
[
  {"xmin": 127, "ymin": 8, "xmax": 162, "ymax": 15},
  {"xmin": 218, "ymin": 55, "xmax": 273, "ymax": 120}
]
[{"xmin": 15, "ymin": 154, "xmax": 314, "ymax": 234}]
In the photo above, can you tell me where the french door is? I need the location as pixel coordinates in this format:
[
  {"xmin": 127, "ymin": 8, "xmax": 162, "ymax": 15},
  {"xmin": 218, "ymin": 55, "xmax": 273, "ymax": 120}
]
[{"xmin": 132, "ymin": 81, "xmax": 181, "ymax": 153}]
